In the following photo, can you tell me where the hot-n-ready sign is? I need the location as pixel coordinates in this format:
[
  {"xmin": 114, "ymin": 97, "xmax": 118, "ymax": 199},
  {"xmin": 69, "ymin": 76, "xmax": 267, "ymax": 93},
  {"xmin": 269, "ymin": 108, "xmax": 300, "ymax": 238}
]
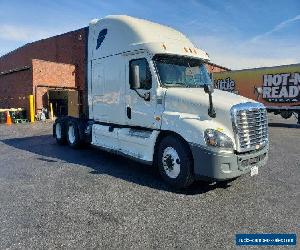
[
  {"xmin": 262, "ymin": 73, "xmax": 300, "ymax": 103},
  {"xmin": 213, "ymin": 64, "xmax": 300, "ymax": 107}
]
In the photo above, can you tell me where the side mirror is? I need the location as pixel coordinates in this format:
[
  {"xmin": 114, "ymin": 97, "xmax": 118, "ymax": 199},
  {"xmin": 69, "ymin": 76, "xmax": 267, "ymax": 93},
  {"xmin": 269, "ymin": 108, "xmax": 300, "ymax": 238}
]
[
  {"xmin": 255, "ymin": 86, "xmax": 263, "ymax": 94},
  {"xmin": 204, "ymin": 84, "xmax": 214, "ymax": 94},
  {"xmin": 131, "ymin": 65, "xmax": 140, "ymax": 89}
]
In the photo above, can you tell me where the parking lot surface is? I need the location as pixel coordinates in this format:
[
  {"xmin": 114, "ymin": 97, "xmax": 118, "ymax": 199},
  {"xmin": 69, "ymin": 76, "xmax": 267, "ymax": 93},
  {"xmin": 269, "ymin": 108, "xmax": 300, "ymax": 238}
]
[{"xmin": 0, "ymin": 115, "xmax": 299, "ymax": 249}]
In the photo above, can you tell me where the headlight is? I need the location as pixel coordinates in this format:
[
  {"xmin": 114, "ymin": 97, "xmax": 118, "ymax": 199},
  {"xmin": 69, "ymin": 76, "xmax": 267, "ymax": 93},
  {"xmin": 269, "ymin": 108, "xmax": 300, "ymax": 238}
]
[{"xmin": 204, "ymin": 129, "xmax": 234, "ymax": 149}]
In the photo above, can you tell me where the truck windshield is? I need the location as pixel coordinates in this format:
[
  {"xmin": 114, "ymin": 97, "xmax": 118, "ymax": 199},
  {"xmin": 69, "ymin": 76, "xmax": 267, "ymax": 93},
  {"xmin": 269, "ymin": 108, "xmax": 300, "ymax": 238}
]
[{"xmin": 153, "ymin": 54, "xmax": 212, "ymax": 88}]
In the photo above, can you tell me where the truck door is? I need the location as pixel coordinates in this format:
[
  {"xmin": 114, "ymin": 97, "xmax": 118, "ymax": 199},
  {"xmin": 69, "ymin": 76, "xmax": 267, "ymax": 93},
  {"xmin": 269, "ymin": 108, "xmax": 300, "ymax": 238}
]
[{"xmin": 125, "ymin": 53, "xmax": 161, "ymax": 129}]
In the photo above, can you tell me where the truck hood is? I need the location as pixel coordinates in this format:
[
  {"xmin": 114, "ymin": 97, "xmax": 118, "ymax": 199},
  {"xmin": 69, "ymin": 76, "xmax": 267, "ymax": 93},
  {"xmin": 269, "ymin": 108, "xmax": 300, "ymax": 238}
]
[{"xmin": 164, "ymin": 88, "xmax": 255, "ymax": 139}]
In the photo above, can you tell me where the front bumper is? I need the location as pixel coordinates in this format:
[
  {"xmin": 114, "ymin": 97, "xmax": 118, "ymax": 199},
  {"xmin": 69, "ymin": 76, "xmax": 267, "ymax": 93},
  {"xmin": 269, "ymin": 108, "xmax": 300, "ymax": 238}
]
[{"xmin": 189, "ymin": 143, "xmax": 269, "ymax": 181}]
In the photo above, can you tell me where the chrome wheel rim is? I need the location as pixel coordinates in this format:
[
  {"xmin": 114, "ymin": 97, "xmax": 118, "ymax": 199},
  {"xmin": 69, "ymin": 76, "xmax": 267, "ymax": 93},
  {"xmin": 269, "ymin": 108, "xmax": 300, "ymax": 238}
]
[
  {"xmin": 68, "ymin": 125, "xmax": 76, "ymax": 144},
  {"xmin": 162, "ymin": 147, "xmax": 181, "ymax": 179},
  {"xmin": 56, "ymin": 123, "xmax": 62, "ymax": 139}
]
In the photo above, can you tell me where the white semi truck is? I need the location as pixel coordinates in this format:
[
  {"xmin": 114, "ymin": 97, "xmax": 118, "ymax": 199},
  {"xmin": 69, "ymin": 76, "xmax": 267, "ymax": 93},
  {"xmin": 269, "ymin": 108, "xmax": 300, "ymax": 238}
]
[{"xmin": 53, "ymin": 15, "xmax": 269, "ymax": 188}]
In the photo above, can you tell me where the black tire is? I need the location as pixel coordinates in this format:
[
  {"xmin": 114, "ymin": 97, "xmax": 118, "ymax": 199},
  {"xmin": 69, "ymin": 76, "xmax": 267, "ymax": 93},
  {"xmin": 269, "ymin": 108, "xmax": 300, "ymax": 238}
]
[
  {"xmin": 281, "ymin": 110, "xmax": 292, "ymax": 119},
  {"xmin": 157, "ymin": 135, "xmax": 194, "ymax": 189},
  {"xmin": 66, "ymin": 120, "xmax": 81, "ymax": 148},
  {"xmin": 54, "ymin": 119, "xmax": 67, "ymax": 145}
]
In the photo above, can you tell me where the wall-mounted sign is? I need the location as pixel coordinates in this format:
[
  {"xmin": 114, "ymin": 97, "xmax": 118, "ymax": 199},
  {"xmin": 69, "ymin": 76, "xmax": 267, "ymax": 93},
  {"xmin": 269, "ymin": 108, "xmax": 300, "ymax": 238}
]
[
  {"xmin": 262, "ymin": 73, "xmax": 300, "ymax": 103},
  {"xmin": 213, "ymin": 64, "xmax": 300, "ymax": 107}
]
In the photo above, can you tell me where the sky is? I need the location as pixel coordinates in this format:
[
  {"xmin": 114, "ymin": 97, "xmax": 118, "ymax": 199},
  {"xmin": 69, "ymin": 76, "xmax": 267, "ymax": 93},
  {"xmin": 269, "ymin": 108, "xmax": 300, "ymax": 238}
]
[{"xmin": 0, "ymin": 0, "xmax": 299, "ymax": 69}]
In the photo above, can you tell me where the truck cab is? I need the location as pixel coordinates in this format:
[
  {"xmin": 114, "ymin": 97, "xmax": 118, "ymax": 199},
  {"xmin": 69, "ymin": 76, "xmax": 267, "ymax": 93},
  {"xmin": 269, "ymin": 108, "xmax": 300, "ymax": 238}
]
[{"xmin": 54, "ymin": 15, "xmax": 269, "ymax": 188}]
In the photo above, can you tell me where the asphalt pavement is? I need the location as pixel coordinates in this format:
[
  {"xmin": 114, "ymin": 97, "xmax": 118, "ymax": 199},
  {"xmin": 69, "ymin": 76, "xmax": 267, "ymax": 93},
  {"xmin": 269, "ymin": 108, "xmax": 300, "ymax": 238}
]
[{"xmin": 0, "ymin": 114, "xmax": 299, "ymax": 249}]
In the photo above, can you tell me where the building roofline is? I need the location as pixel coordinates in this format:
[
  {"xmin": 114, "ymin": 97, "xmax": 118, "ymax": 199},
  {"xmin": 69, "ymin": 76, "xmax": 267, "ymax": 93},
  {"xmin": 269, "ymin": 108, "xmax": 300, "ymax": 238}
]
[
  {"xmin": 31, "ymin": 58, "xmax": 75, "ymax": 67},
  {"xmin": 205, "ymin": 61, "xmax": 231, "ymax": 71},
  {"xmin": 0, "ymin": 27, "xmax": 88, "ymax": 60},
  {"xmin": 227, "ymin": 63, "xmax": 300, "ymax": 72}
]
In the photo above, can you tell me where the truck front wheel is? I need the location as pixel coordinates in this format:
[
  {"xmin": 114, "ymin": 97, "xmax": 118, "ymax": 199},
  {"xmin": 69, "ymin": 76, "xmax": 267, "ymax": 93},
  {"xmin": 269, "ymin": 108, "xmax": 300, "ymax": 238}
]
[
  {"xmin": 157, "ymin": 136, "xmax": 194, "ymax": 189},
  {"xmin": 67, "ymin": 120, "xmax": 81, "ymax": 148}
]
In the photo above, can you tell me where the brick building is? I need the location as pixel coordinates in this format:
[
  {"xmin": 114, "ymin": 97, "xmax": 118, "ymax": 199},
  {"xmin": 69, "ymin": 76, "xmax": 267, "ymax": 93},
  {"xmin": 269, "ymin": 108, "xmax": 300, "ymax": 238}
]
[
  {"xmin": 205, "ymin": 61, "xmax": 230, "ymax": 73},
  {"xmin": 0, "ymin": 27, "xmax": 88, "ymax": 118},
  {"xmin": 0, "ymin": 27, "xmax": 228, "ymax": 118}
]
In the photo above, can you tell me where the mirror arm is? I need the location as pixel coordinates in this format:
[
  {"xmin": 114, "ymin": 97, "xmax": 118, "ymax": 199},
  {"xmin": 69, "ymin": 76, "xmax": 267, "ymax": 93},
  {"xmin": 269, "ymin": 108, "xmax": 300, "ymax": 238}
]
[
  {"xmin": 133, "ymin": 89, "xmax": 150, "ymax": 101},
  {"xmin": 204, "ymin": 84, "xmax": 216, "ymax": 118},
  {"xmin": 208, "ymin": 93, "xmax": 216, "ymax": 118}
]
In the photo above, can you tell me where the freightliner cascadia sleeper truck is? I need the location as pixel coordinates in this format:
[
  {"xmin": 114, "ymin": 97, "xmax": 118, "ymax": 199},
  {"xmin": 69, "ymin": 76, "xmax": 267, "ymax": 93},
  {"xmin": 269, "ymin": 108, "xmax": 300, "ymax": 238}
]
[{"xmin": 53, "ymin": 15, "xmax": 269, "ymax": 188}]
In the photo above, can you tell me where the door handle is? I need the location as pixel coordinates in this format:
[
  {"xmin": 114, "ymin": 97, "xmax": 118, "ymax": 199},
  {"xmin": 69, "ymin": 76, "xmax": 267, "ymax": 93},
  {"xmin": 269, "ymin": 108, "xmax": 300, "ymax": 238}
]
[{"xmin": 127, "ymin": 106, "xmax": 131, "ymax": 119}]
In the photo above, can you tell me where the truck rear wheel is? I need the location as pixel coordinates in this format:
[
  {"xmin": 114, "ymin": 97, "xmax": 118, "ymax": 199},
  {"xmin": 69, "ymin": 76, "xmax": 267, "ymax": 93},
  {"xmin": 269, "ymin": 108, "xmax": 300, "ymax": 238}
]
[
  {"xmin": 157, "ymin": 135, "xmax": 194, "ymax": 189},
  {"xmin": 54, "ymin": 119, "xmax": 67, "ymax": 145},
  {"xmin": 67, "ymin": 120, "xmax": 81, "ymax": 148}
]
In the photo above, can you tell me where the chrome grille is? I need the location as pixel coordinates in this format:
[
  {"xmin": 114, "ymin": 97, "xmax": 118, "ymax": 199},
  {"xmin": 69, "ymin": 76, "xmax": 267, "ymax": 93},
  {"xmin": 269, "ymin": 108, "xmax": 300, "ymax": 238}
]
[{"xmin": 231, "ymin": 102, "xmax": 268, "ymax": 152}]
